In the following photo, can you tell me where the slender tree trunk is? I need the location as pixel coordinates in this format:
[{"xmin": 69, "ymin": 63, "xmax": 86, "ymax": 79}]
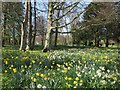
[
  {"xmin": 106, "ymin": 37, "xmax": 109, "ymax": 47},
  {"xmin": 43, "ymin": 2, "xmax": 53, "ymax": 52},
  {"xmin": 26, "ymin": 1, "xmax": 32, "ymax": 50},
  {"xmin": 8, "ymin": 37, "xmax": 10, "ymax": 45},
  {"xmin": 2, "ymin": 13, "xmax": 6, "ymax": 47},
  {"xmin": 96, "ymin": 39, "xmax": 100, "ymax": 47},
  {"xmin": 13, "ymin": 28, "xmax": 15, "ymax": 45},
  {"xmin": 19, "ymin": 0, "xmax": 28, "ymax": 51},
  {"xmin": 31, "ymin": 0, "xmax": 36, "ymax": 50},
  {"xmin": 41, "ymin": 36, "xmax": 44, "ymax": 46}
]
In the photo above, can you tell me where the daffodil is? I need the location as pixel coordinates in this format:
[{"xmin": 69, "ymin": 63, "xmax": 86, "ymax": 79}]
[
  {"xmin": 44, "ymin": 77, "xmax": 50, "ymax": 80},
  {"xmin": 45, "ymin": 66, "xmax": 47, "ymax": 68},
  {"xmin": 61, "ymin": 68, "xmax": 68, "ymax": 73},
  {"xmin": 40, "ymin": 74, "xmax": 45, "ymax": 78},
  {"xmin": 22, "ymin": 69, "xmax": 25, "ymax": 72},
  {"xmin": 66, "ymin": 83, "xmax": 72, "ymax": 88},
  {"xmin": 65, "ymin": 76, "xmax": 68, "ymax": 80},
  {"xmin": 33, "ymin": 78, "xmax": 37, "ymax": 82},
  {"xmin": 4, "ymin": 70, "xmax": 7, "ymax": 73},
  {"xmin": 39, "ymin": 62, "xmax": 42, "ymax": 64},
  {"xmin": 57, "ymin": 64, "xmax": 61, "ymax": 67},
  {"xmin": 68, "ymin": 77, "xmax": 72, "ymax": 81},
  {"xmin": 52, "ymin": 71, "xmax": 56, "ymax": 75},
  {"xmin": 5, "ymin": 61, "xmax": 8, "ymax": 65},
  {"xmin": 15, "ymin": 56, "xmax": 18, "ymax": 59},
  {"xmin": 21, "ymin": 65, "xmax": 24, "ymax": 68},
  {"xmin": 31, "ymin": 76, "xmax": 34, "ymax": 80},
  {"xmin": 80, "ymin": 80, "xmax": 83, "ymax": 83},
  {"xmin": 9, "ymin": 67, "xmax": 12, "ymax": 70},
  {"xmin": 36, "ymin": 73, "xmax": 40, "ymax": 76},
  {"xmin": 65, "ymin": 63, "xmax": 68, "ymax": 66},
  {"xmin": 11, "ymin": 65, "xmax": 14, "ymax": 67},
  {"xmin": 29, "ymin": 65, "xmax": 32, "ymax": 68},
  {"xmin": 73, "ymin": 81, "xmax": 78, "ymax": 85},
  {"xmin": 67, "ymin": 67, "xmax": 71, "ymax": 70},
  {"xmin": 32, "ymin": 60, "xmax": 35, "ymax": 64},
  {"xmin": 75, "ymin": 77, "xmax": 79, "ymax": 81},
  {"xmin": 25, "ymin": 65, "xmax": 27, "ymax": 68},
  {"xmin": 51, "ymin": 66, "xmax": 53, "ymax": 68},
  {"xmin": 13, "ymin": 68, "xmax": 17, "ymax": 73}
]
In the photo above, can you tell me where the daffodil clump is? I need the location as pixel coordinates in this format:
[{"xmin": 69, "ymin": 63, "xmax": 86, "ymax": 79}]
[{"xmin": 2, "ymin": 48, "xmax": 120, "ymax": 89}]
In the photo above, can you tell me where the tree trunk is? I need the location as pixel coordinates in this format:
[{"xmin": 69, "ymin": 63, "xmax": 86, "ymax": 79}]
[
  {"xmin": 96, "ymin": 39, "xmax": 100, "ymax": 47},
  {"xmin": 31, "ymin": 0, "xmax": 36, "ymax": 50},
  {"xmin": 19, "ymin": 0, "xmax": 28, "ymax": 51},
  {"xmin": 2, "ymin": 13, "xmax": 6, "ymax": 47},
  {"xmin": 43, "ymin": 2, "xmax": 53, "ymax": 52},
  {"xmin": 106, "ymin": 37, "xmax": 109, "ymax": 47},
  {"xmin": 54, "ymin": 9, "xmax": 60, "ymax": 47},
  {"xmin": 13, "ymin": 28, "xmax": 15, "ymax": 46},
  {"xmin": 26, "ymin": 1, "xmax": 32, "ymax": 50},
  {"xmin": 54, "ymin": 28, "xmax": 58, "ymax": 47}
]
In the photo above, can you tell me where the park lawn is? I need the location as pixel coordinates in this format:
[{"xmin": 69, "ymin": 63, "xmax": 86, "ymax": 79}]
[{"xmin": 1, "ymin": 46, "xmax": 120, "ymax": 89}]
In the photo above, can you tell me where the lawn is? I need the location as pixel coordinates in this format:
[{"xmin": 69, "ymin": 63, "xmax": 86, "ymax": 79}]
[{"xmin": 1, "ymin": 46, "xmax": 120, "ymax": 89}]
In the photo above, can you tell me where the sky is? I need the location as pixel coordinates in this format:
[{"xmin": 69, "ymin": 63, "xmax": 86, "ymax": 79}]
[{"xmin": 34, "ymin": 0, "xmax": 92, "ymax": 33}]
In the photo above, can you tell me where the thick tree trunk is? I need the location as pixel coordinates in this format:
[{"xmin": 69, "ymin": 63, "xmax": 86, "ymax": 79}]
[
  {"xmin": 19, "ymin": 1, "xmax": 28, "ymax": 51},
  {"xmin": 54, "ymin": 10, "xmax": 60, "ymax": 47},
  {"xmin": 54, "ymin": 28, "xmax": 58, "ymax": 47},
  {"xmin": 26, "ymin": 1, "xmax": 32, "ymax": 50},
  {"xmin": 43, "ymin": 2, "xmax": 53, "ymax": 52},
  {"xmin": 31, "ymin": 0, "xmax": 36, "ymax": 50}
]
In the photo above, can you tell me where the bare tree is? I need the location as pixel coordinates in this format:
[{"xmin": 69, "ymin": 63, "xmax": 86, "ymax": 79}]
[
  {"xmin": 26, "ymin": 0, "xmax": 32, "ymax": 50},
  {"xmin": 19, "ymin": 0, "xmax": 28, "ymax": 51},
  {"xmin": 43, "ymin": 2, "xmax": 93, "ymax": 52}
]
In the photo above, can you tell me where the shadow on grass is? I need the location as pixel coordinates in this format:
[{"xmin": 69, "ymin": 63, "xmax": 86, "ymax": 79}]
[{"xmin": 2, "ymin": 45, "xmax": 120, "ymax": 51}]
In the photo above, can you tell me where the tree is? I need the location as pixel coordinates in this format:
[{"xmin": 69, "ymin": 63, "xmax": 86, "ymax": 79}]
[
  {"xmin": 36, "ymin": 15, "xmax": 46, "ymax": 46},
  {"xmin": 26, "ymin": 0, "xmax": 32, "ymax": 50},
  {"xmin": 2, "ymin": 2, "xmax": 23, "ymax": 46},
  {"xmin": 82, "ymin": 2, "xmax": 118, "ymax": 47},
  {"xmin": 43, "ymin": 2, "xmax": 93, "ymax": 52},
  {"xmin": 19, "ymin": 0, "xmax": 28, "ymax": 51},
  {"xmin": 31, "ymin": 0, "xmax": 36, "ymax": 50}
]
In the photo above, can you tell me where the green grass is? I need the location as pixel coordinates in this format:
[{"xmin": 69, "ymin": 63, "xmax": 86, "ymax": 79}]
[{"xmin": 1, "ymin": 45, "xmax": 120, "ymax": 89}]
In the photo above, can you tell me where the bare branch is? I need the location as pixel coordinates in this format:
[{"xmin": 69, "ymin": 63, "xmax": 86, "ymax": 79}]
[
  {"xmin": 53, "ymin": 2, "xmax": 64, "ymax": 10},
  {"xmin": 52, "ymin": 2, "xmax": 79, "ymax": 23},
  {"xmin": 52, "ymin": 4, "xmax": 93, "ymax": 29}
]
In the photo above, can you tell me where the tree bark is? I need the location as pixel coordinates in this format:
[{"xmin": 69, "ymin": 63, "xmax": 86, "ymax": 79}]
[
  {"xmin": 106, "ymin": 37, "xmax": 109, "ymax": 47},
  {"xmin": 42, "ymin": 2, "xmax": 53, "ymax": 52},
  {"xmin": 96, "ymin": 39, "xmax": 100, "ymax": 47},
  {"xmin": 26, "ymin": 1, "xmax": 32, "ymax": 50},
  {"xmin": 31, "ymin": 0, "xmax": 36, "ymax": 50},
  {"xmin": 13, "ymin": 28, "xmax": 15, "ymax": 45},
  {"xmin": 2, "ymin": 13, "xmax": 6, "ymax": 47},
  {"xmin": 19, "ymin": 0, "xmax": 28, "ymax": 51},
  {"xmin": 54, "ymin": 9, "xmax": 60, "ymax": 47},
  {"xmin": 54, "ymin": 28, "xmax": 58, "ymax": 47}
]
